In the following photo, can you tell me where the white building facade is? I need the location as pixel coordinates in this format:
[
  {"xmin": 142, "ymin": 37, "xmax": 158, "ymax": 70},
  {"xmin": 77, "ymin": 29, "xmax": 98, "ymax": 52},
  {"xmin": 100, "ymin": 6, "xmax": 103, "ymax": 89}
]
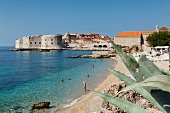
[{"xmin": 15, "ymin": 34, "xmax": 63, "ymax": 50}]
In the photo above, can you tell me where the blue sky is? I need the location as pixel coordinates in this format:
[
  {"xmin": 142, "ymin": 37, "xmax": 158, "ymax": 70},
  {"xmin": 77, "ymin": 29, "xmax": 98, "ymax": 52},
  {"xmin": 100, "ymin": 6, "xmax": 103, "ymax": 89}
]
[{"xmin": 0, "ymin": 0, "xmax": 170, "ymax": 46}]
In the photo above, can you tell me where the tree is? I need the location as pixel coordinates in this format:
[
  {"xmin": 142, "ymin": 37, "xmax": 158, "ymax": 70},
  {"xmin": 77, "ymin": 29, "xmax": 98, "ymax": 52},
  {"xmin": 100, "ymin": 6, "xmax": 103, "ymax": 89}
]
[{"xmin": 146, "ymin": 31, "xmax": 170, "ymax": 47}]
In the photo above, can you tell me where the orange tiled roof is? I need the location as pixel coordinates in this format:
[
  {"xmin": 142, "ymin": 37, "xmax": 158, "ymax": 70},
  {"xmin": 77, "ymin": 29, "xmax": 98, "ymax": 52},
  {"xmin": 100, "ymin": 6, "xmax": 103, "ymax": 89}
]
[
  {"xmin": 159, "ymin": 26, "xmax": 169, "ymax": 30},
  {"xmin": 102, "ymin": 37, "xmax": 110, "ymax": 41},
  {"xmin": 115, "ymin": 32, "xmax": 142, "ymax": 37},
  {"xmin": 140, "ymin": 30, "xmax": 156, "ymax": 34},
  {"xmin": 93, "ymin": 37, "xmax": 100, "ymax": 39},
  {"xmin": 83, "ymin": 40, "xmax": 93, "ymax": 42},
  {"xmin": 92, "ymin": 40, "xmax": 99, "ymax": 43},
  {"xmin": 80, "ymin": 44, "xmax": 85, "ymax": 46}
]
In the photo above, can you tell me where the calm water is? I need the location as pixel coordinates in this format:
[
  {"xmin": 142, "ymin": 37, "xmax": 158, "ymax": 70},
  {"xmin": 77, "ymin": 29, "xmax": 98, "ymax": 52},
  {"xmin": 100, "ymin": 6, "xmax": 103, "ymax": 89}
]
[{"xmin": 0, "ymin": 46, "xmax": 115, "ymax": 113}]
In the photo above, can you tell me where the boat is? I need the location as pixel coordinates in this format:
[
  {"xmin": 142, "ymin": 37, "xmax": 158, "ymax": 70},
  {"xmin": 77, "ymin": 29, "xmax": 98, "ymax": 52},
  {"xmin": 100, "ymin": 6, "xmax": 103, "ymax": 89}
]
[{"xmin": 39, "ymin": 49, "xmax": 50, "ymax": 52}]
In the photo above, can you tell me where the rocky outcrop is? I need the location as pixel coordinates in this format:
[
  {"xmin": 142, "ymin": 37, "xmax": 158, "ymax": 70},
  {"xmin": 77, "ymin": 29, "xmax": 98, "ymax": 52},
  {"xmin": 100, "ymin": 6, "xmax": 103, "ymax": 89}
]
[
  {"xmin": 67, "ymin": 55, "xmax": 81, "ymax": 58},
  {"xmin": 91, "ymin": 54, "xmax": 102, "ymax": 58},
  {"xmin": 32, "ymin": 102, "xmax": 50, "ymax": 109},
  {"xmin": 67, "ymin": 51, "xmax": 116, "ymax": 59},
  {"xmin": 102, "ymin": 82, "xmax": 160, "ymax": 113}
]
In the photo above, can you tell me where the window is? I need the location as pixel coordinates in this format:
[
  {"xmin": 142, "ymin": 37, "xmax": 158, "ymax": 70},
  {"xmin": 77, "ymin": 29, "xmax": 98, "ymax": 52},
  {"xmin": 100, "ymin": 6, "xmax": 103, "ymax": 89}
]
[
  {"xmin": 51, "ymin": 42, "xmax": 53, "ymax": 44},
  {"xmin": 51, "ymin": 39, "xmax": 53, "ymax": 41},
  {"xmin": 103, "ymin": 45, "xmax": 107, "ymax": 48},
  {"xmin": 30, "ymin": 42, "xmax": 32, "ymax": 44},
  {"xmin": 39, "ymin": 42, "xmax": 41, "ymax": 44},
  {"xmin": 94, "ymin": 45, "xmax": 98, "ymax": 47},
  {"xmin": 45, "ymin": 39, "xmax": 46, "ymax": 41},
  {"xmin": 35, "ymin": 42, "xmax": 36, "ymax": 44},
  {"xmin": 99, "ymin": 45, "xmax": 102, "ymax": 48}
]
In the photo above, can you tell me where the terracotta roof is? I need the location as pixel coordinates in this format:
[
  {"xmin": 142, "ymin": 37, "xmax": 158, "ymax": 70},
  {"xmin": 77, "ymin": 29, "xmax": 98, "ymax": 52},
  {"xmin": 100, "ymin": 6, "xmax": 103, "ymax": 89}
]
[
  {"xmin": 102, "ymin": 37, "xmax": 110, "ymax": 41},
  {"xmin": 159, "ymin": 26, "xmax": 169, "ymax": 30},
  {"xmin": 83, "ymin": 40, "xmax": 93, "ymax": 42},
  {"xmin": 80, "ymin": 44, "xmax": 85, "ymax": 46},
  {"xmin": 92, "ymin": 40, "xmax": 99, "ymax": 43},
  {"xmin": 115, "ymin": 32, "xmax": 142, "ymax": 37},
  {"xmin": 93, "ymin": 37, "xmax": 100, "ymax": 39},
  {"xmin": 140, "ymin": 30, "xmax": 156, "ymax": 34}
]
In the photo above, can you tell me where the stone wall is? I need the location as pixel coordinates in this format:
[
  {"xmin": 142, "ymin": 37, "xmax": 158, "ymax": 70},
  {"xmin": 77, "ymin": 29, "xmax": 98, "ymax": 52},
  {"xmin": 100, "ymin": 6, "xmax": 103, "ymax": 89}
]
[
  {"xmin": 22, "ymin": 36, "xmax": 30, "ymax": 48},
  {"xmin": 29, "ymin": 36, "xmax": 41, "ymax": 49},
  {"xmin": 15, "ymin": 34, "xmax": 63, "ymax": 50},
  {"xmin": 40, "ymin": 35, "xmax": 63, "ymax": 49},
  {"xmin": 15, "ymin": 39, "xmax": 23, "ymax": 49},
  {"xmin": 142, "ymin": 34, "xmax": 150, "ymax": 47},
  {"xmin": 114, "ymin": 37, "xmax": 141, "ymax": 46}
]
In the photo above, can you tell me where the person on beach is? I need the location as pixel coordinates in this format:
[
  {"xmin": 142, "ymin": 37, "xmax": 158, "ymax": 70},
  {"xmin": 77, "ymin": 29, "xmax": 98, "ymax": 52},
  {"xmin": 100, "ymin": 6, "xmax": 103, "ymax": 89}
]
[
  {"xmin": 92, "ymin": 64, "xmax": 94, "ymax": 69},
  {"xmin": 60, "ymin": 79, "xmax": 64, "ymax": 82},
  {"xmin": 83, "ymin": 81, "xmax": 86, "ymax": 91},
  {"xmin": 86, "ymin": 72, "xmax": 89, "ymax": 78},
  {"xmin": 90, "ymin": 64, "xmax": 94, "ymax": 69}
]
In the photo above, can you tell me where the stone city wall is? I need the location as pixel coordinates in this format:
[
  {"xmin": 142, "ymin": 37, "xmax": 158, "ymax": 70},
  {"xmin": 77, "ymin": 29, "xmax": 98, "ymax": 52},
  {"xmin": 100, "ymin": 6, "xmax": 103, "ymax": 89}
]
[{"xmin": 114, "ymin": 37, "xmax": 141, "ymax": 46}]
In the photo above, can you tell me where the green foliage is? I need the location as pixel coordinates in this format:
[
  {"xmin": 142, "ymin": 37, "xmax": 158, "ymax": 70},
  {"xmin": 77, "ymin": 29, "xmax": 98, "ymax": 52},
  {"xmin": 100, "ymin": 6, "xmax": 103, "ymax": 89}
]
[
  {"xmin": 159, "ymin": 68, "xmax": 170, "ymax": 76},
  {"xmin": 146, "ymin": 31, "xmax": 170, "ymax": 47},
  {"xmin": 108, "ymin": 69, "xmax": 165, "ymax": 112},
  {"xmin": 93, "ymin": 40, "xmax": 170, "ymax": 113},
  {"xmin": 110, "ymin": 41, "xmax": 144, "ymax": 82},
  {"xmin": 119, "ymin": 75, "xmax": 170, "ymax": 94},
  {"xmin": 92, "ymin": 90, "xmax": 151, "ymax": 113},
  {"xmin": 138, "ymin": 55, "xmax": 164, "ymax": 79}
]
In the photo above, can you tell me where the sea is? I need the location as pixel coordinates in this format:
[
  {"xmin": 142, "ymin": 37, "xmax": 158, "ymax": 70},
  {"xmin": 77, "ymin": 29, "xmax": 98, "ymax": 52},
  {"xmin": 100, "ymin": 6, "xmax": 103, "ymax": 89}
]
[{"xmin": 0, "ymin": 46, "xmax": 116, "ymax": 113}]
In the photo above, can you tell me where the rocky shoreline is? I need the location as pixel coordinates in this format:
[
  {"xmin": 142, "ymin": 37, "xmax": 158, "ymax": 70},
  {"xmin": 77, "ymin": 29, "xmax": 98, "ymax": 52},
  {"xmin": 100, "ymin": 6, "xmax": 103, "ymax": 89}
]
[
  {"xmin": 67, "ymin": 51, "xmax": 116, "ymax": 58},
  {"xmin": 102, "ymin": 82, "xmax": 160, "ymax": 113}
]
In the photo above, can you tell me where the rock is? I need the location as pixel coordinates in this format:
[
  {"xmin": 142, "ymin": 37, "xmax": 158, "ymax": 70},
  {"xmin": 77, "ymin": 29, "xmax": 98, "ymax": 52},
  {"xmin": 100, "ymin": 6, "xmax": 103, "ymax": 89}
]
[
  {"xmin": 102, "ymin": 100, "xmax": 109, "ymax": 108},
  {"xmin": 91, "ymin": 54, "xmax": 102, "ymax": 58},
  {"xmin": 68, "ymin": 55, "xmax": 81, "ymax": 58},
  {"xmin": 80, "ymin": 55, "xmax": 91, "ymax": 58},
  {"xmin": 67, "ymin": 51, "xmax": 116, "ymax": 59},
  {"xmin": 32, "ymin": 102, "xmax": 50, "ymax": 109},
  {"xmin": 102, "ymin": 82, "xmax": 161, "ymax": 113}
]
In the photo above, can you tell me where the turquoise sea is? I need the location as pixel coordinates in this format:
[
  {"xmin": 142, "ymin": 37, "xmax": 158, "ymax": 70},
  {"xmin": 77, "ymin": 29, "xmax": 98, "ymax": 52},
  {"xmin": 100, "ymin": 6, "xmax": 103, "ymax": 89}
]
[{"xmin": 0, "ymin": 46, "xmax": 115, "ymax": 113}]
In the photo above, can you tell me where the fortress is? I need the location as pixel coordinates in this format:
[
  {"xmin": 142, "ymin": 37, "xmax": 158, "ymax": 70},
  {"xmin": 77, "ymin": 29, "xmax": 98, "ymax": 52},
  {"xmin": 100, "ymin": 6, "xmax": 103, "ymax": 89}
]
[{"xmin": 15, "ymin": 34, "xmax": 63, "ymax": 50}]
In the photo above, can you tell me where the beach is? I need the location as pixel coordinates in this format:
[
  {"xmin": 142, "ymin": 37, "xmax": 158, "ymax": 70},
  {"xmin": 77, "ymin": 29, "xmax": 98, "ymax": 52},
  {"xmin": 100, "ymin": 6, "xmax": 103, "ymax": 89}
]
[{"xmin": 56, "ymin": 57, "xmax": 169, "ymax": 113}]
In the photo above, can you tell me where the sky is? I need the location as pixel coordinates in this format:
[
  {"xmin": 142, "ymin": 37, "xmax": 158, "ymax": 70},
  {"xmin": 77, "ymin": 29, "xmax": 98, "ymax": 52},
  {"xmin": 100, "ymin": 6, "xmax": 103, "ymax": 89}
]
[{"xmin": 0, "ymin": 0, "xmax": 170, "ymax": 46}]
